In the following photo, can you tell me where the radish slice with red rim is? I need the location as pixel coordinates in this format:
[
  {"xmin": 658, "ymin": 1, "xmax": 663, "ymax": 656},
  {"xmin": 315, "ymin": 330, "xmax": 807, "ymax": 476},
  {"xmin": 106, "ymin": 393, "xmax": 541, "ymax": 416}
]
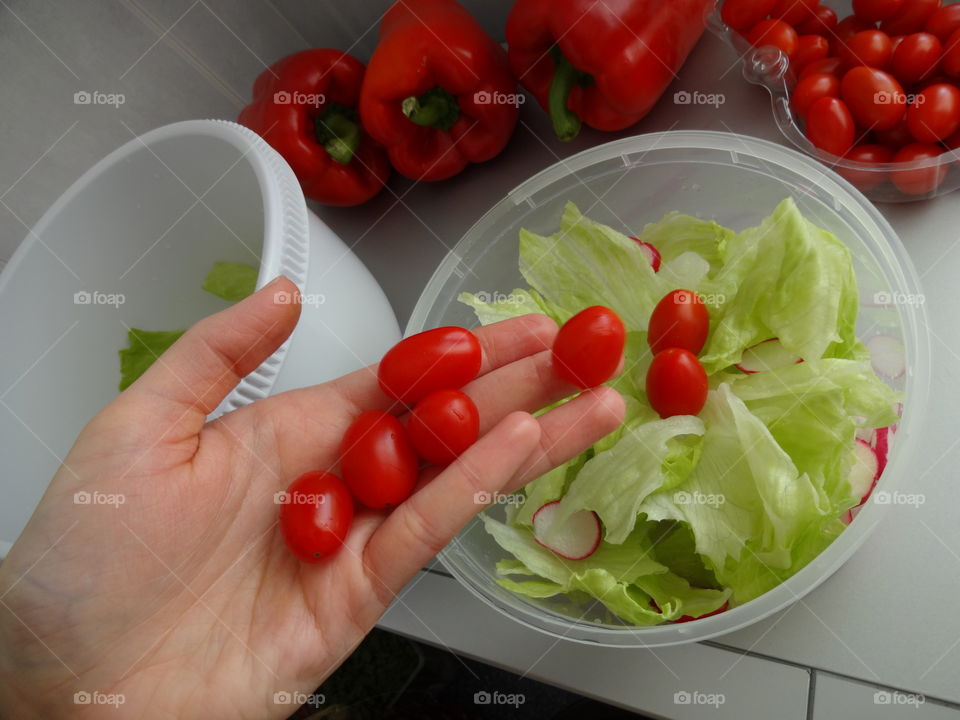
[
  {"xmin": 866, "ymin": 334, "xmax": 905, "ymax": 380},
  {"xmin": 735, "ymin": 339, "xmax": 803, "ymax": 373},
  {"xmin": 849, "ymin": 438, "xmax": 880, "ymax": 505},
  {"xmin": 532, "ymin": 501, "xmax": 601, "ymax": 560},
  {"xmin": 631, "ymin": 238, "xmax": 661, "ymax": 272}
]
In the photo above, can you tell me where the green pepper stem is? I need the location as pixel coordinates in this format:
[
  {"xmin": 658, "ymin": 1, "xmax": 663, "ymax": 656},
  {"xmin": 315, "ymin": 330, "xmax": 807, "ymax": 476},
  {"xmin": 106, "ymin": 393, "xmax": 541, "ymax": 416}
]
[
  {"xmin": 314, "ymin": 107, "xmax": 360, "ymax": 165},
  {"xmin": 548, "ymin": 48, "xmax": 583, "ymax": 142},
  {"xmin": 402, "ymin": 87, "xmax": 460, "ymax": 131}
]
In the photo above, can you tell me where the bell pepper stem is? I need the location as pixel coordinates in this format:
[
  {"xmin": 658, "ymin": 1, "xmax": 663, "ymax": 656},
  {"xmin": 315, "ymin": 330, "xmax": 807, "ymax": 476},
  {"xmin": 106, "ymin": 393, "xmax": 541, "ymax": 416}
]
[
  {"xmin": 314, "ymin": 106, "xmax": 360, "ymax": 165},
  {"xmin": 548, "ymin": 48, "xmax": 583, "ymax": 142},
  {"xmin": 402, "ymin": 87, "xmax": 460, "ymax": 131}
]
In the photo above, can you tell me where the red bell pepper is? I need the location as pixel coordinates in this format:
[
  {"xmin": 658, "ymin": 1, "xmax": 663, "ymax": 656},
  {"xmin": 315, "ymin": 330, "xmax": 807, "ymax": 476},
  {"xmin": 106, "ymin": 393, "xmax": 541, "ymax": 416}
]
[
  {"xmin": 506, "ymin": 0, "xmax": 714, "ymax": 141},
  {"xmin": 360, "ymin": 0, "xmax": 519, "ymax": 182},
  {"xmin": 238, "ymin": 49, "xmax": 390, "ymax": 206}
]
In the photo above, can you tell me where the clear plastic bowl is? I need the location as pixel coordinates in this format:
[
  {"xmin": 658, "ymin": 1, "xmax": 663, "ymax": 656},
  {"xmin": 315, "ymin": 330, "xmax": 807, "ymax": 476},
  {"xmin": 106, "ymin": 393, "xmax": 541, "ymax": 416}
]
[
  {"xmin": 407, "ymin": 130, "xmax": 929, "ymax": 647},
  {"xmin": 711, "ymin": 1, "xmax": 960, "ymax": 203}
]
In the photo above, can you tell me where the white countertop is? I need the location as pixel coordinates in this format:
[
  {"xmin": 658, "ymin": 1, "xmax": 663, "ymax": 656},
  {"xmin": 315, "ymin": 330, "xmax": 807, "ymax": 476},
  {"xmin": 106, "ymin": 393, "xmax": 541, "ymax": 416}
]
[{"xmin": 308, "ymin": 32, "xmax": 960, "ymax": 720}]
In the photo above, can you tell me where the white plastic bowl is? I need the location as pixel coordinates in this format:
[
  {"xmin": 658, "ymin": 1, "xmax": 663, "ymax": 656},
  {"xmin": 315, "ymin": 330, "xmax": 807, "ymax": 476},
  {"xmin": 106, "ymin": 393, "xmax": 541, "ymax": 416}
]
[
  {"xmin": 0, "ymin": 120, "xmax": 399, "ymax": 550},
  {"xmin": 408, "ymin": 130, "xmax": 929, "ymax": 647}
]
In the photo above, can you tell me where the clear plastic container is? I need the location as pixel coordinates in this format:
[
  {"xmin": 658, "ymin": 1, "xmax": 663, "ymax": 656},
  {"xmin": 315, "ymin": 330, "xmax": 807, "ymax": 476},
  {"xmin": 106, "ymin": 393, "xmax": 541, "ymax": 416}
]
[
  {"xmin": 407, "ymin": 130, "xmax": 930, "ymax": 647},
  {"xmin": 711, "ymin": 1, "xmax": 960, "ymax": 203}
]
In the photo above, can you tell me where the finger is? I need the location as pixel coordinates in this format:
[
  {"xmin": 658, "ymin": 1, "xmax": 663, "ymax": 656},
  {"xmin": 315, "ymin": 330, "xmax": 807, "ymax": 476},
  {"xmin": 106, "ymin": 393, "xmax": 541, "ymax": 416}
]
[
  {"xmin": 123, "ymin": 276, "xmax": 301, "ymax": 440},
  {"xmin": 505, "ymin": 385, "xmax": 626, "ymax": 493},
  {"xmin": 319, "ymin": 313, "xmax": 558, "ymax": 413},
  {"xmin": 362, "ymin": 412, "xmax": 541, "ymax": 596}
]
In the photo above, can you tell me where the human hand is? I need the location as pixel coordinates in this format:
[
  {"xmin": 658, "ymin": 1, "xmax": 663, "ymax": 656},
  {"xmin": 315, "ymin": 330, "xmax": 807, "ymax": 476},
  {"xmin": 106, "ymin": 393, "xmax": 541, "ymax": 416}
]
[{"xmin": 0, "ymin": 277, "xmax": 625, "ymax": 719}]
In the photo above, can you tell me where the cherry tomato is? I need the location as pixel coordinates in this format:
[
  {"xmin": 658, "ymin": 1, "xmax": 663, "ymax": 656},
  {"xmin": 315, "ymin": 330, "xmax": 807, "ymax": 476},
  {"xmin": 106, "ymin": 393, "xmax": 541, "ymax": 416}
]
[
  {"xmin": 853, "ymin": 0, "xmax": 906, "ymax": 23},
  {"xmin": 800, "ymin": 56, "xmax": 845, "ymax": 80},
  {"xmin": 721, "ymin": 0, "xmax": 777, "ymax": 32},
  {"xmin": 892, "ymin": 143, "xmax": 948, "ymax": 194},
  {"xmin": 873, "ymin": 118, "xmax": 913, "ymax": 146},
  {"xmin": 943, "ymin": 28, "xmax": 960, "ymax": 78},
  {"xmin": 925, "ymin": 5, "xmax": 960, "ymax": 41},
  {"xmin": 838, "ymin": 143, "xmax": 895, "ymax": 190},
  {"xmin": 889, "ymin": 34, "xmax": 906, "ymax": 53},
  {"xmin": 648, "ymin": 289, "xmax": 710, "ymax": 356},
  {"xmin": 835, "ymin": 16, "xmax": 875, "ymax": 48},
  {"xmin": 746, "ymin": 19, "xmax": 800, "ymax": 56},
  {"xmin": 840, "ymin": 30, "xmax": 894, "ymax": 69},
  {"xmin": 880, "ymin": 0, "xmax": 941, "ymax": 36},
  {"xmin": 796, "ymin": 5, "xmax": 839, "ymax": 36},
  {"xmin": 340, "ymin": 410, "xmax": 419, "ymax": 509},
  {"xmin": 552, "ymin": 306, "xmax": 626, "ymax": 388},
  {"xmin": 806, "ymin": 96, "xmax": 856, "ymax": 155},
  {"xmin": 840, "ymin": 66, "xmax": 906, "ymax": 130},
  {"xmin": 771, "ymin": 0, "xmax": 819, "ymax": 25},
  {"xmin": 792, "ymin": 72, "xmax": 841, "ymax": 117},
  {"xmin": 906, "ymin": 83, "xmax": 960, "ymax": 142},
  {"xmin": 793, "ymin": 35, "xmax": 831, "ymax": 72},
  {"xmin": 378, "ymin": 326, "xmax": 482, "ymax": 404},
  {"xmin": 408, "ymin": 389, "xmax": 480, "ymax": 465},
  {"xmin": 279, "ymin": 471, "xmax": 354, "ymax": 562},
  {"xmin": 646, "ymin": 349, "xmax": 708, "ymax": 418},
  {"xmin": 890, "ymin": 32, "xmax": 942, "ymax": 83}
]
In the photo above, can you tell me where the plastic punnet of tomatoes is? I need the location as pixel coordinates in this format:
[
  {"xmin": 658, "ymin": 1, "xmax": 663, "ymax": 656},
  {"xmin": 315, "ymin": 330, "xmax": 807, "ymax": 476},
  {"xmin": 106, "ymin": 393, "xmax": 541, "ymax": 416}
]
[{"xmin": 713, "ymin": 0, "xmax": 960, "ymax": 201}]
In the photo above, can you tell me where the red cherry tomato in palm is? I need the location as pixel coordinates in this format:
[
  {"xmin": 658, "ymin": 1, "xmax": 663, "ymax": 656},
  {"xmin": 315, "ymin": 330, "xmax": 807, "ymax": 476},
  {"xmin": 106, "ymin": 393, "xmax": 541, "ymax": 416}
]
[
  {"xmin": 797, "ymin": 5, "xmax": 839, "ymax": 36},
  {"xmin": 746, "ymin": 19, "xmax": 800, "ymax": 56},
  {"xmin": 792, "ymin": 72, "xmax": 840, "ymax": 117},
  {"xmin": 925, "ymin": 5, "xmax": 960, "ymax": 41},
  {"xmin": 721, "ymin": 0, "xmax": 777, "ymax": 31},
  {"xmin": 881, "ymin": 0, "xmax": 941, "ymax": 36},
  {"xmin": 890, "ymin": 32, "xmax": 942, "ymax": 83},
  {"xmin": 408, "ymin": 389, "xmax": 480, "ymax": 465},
  {"xmin": 840, "ymin": 66, "xmax": 906, "ymax": 130},
  {"xmin": 838, "ymin": 143, "xmax": 895, "ymax": 190},
  {"xmin": 646, "ymin": 349, "xmax": 708, "ymax": 418},
  {"xmin": 892, "ymin": 143, "xmax": 949, "ymax": 194},
  {"xmin": 648, "ymin": 289, "xmax": 710, "ymax": 356},
  {"xmin": 907, "ymin": 83, "xmax": 960, "ymax": 142},
  {"xmin": 552, "ymin": 306, "xmax": 626, "ymax": 388},
  {"xmin": 279, "ymin": 471, "xmax": 354, "ymax": 562},
  {"xmin": 943, "ymin": 28, "xmax": 960, "ymax": 78},
  {"xmin": 771, "ymin": 0, "xmax": 819, "ymax": 25},
  {"xmin": 378, "ymin": 327, "xmax": 482, "ymax": 404},
  {"xmin": 840, "ymin": 30, "xmax": 894, "ymax": 69},
  {"xmin": 341, "ymin": 410, "xmax": 419, "ymax": 509},
  {"xmin": 853, "ymin": 0, "xmax": 906, "ymax": 23},
  {"xmin": 806, "ymin": 96, "xmax": 856, "ymax": 155},
  {"xmin": 793, "ymin": 35, "xmax": 831, "ymax": 72},
  {"xmin": 800, "ymin": 56, "xmax": 844, "ymax": 80}
]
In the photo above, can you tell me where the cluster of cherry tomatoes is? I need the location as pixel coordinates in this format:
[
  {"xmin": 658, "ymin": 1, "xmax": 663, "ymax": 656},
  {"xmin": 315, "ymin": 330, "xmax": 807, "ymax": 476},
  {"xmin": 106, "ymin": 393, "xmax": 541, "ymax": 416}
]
[
  {"xmin": 279, "ymin": 310, "xmax": 636, "ymax": 563},
  {"xmin": 646, "ymin": 289, "xmax": 711, "ymax": 418},
  {"xmin": 722, "ymin": 0, "xmax": 960, "ymax": 194}
]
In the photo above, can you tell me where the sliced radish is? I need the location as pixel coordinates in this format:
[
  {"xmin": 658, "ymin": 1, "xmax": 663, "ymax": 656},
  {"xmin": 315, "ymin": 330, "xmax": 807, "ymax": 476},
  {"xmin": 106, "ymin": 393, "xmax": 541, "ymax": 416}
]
[
  {"xmin": 631, "ymin": 238, "xmax": 662, "ymax": 272},
  {"xmin": 866, "ymin": 334, "xmax": 905, "ymax": 380},
  {"xmin": 873, "ymin": 426, "xmax": 890, "ymax": 478},
  {"xmin": 673, "ymin": 602, "xmax": 730, "ymax": 624},
  {"xmin": 849, "ymin": 438, "xmax": 880, "ymax": 503},
  {"xmin": 532, "ymin": 501, "xmax": 601, "ymax": 560},
  {"xmin": 735, "ymin": 339, "xmax": 803, "ymax": 373}
]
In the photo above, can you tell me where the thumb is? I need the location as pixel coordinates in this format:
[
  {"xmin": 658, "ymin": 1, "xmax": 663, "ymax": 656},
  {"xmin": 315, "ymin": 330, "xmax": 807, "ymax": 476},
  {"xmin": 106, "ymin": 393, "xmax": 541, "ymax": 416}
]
[{"xmin": 124, "ymin": 275, "xmax": 301, "ymax": 439}]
